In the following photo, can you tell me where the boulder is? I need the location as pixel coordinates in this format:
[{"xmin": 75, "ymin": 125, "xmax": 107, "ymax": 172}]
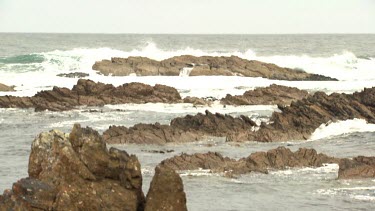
[
  {"xmin": 338, "ymin": 156, "xmax": 375, "ymax": 179},
  {"xmin": 145, "ymin": 166, "xmax": 187, "ymax": 211},
  {"xmin": 0, "ymin": 79, "xmax": 182, "ymax": 111},
  {"xmin": 93, "ymin": 55, "xmax": 337, "ymax": 81},
  {"xmin": 221, "ymin": 84, "xmax": 309, "ymax": 106}
]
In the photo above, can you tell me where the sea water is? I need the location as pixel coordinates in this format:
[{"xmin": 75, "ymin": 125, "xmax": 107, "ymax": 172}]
[{"xmin": 1, "ymin": 34, "xmax": 375, "ymax": 210}]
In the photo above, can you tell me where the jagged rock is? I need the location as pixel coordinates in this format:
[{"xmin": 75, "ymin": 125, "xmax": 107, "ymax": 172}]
[
  {"xmin": 160, "ymin": 147, "xmax": 338, "ymax": 175},
  {"xmin": 0, "ymin": 79, "xmax": 182, "ymax": 111},
  {"xmin": 221, "ymin": 84, "xmax": 309, "ymax": 106},
  {"xmin": 0, "ymin": 83, "xmax": 15, "ymax": 92},
  {"xmin": 183, "ymin": 96, "xmax": 210, "ymax": 106},
  {"xmin": 93, "ymin": 55, "xmax": 337, "ymax": 81},
  {"xmin": 0, "ymin": 124, "xmax": 145, "ymax": 210},
  {"xmin": 145, "ymin": 166, "xmax": 187, "ymax": 211},
  {"xmin": 238, "ymin": 87, "xmax": 375, "ymax": 142},
  {"xmin": 103, "ymin": 110, "xmax": 256, "ymax": 144},
  {"xmin": 338, "ymin": 156, "xmax": 375, "ymax": 179},
  {"xmin": 57, "ymin": 72, "xmax": 89, "ymax": 78}
]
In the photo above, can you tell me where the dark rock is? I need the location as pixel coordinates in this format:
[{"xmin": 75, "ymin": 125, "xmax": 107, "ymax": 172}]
[
  {"xmin": 240, "ymin": 87, "xmax": 375, "ymax": 142},
  {"xmin": 56, "ymin": 72, "xmax": 89, "ymax": 78},
  {"xmin": 93, "ymin": 55, "xmax": 337, "ymax": 81},
  {"xmin": 0, "ymin": 79, "xmax": 182, "ymax": 111},
  {"xmin": 221, "ymin": 84, "xmax": 309, "ymax": 106},
  {"xmin": 144, "ymin": 166, "xmax": 187, "ymax": 211},
  {"xmin": 103, "ymin": 110, "xmax": 256, "ymax": 144}
]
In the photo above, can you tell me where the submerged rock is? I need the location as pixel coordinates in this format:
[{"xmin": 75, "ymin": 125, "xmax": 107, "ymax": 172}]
[
  {"xmin": 221, "ymin": 84, "xmax": 309, "ymax": 106},
  {"xmin": 0, "ymin": 79, "xmax": 182, "ymax": 111},
  {"xmin": 0, "ymin": 124, "xmax": 188, "ymax": 210},
  {"xmin": 0, "ymin": 83, "xmax": 15, "ymax": 92},
  {"xmin": 145, "ymin": 166, "xmax": 187, "ymax": 211},
  {"xmin": 93, "ymin": 55, "xmax": 337, "ymax": 81},
  {"xmin": 103, "ymin": 110, "xmax": 256, "ymax": 144},
  {"xmin": 56, "ymin": 72, "xmax": 89, "ymax": 78},
  {"xmin": 240, "ymin": 87, "xmax": 375, "ymax": 142}
]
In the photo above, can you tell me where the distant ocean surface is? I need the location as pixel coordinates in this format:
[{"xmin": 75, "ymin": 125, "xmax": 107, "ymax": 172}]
[{"xmin": 1, "ymin": 34, "xmax": 375, "ymax": 210}]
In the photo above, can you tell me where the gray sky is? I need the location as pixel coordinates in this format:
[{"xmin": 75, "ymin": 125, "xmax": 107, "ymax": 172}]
[{"xmin": 0, "ymin": 0, "xmax": 374, "ymax": 34}]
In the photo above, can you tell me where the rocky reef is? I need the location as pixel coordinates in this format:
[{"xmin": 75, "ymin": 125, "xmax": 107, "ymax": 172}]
[
  {"xmin": 221, "ymin": 84, "xmax": 309, "ymax": 106},
  {"xmin": 0, "ymin": 83, "xmax": 15, "ymax": 92},
  {"xmin": 0, "ymin": 79, "xmax": 182, "ymax": 111},
  {"xmin": 92, "ymin": 55, "xmax": 337, "ymax": 81},
  {"xmin": 160, "ymin": 147, "xmax": 375, "ymax": 179},
  {"xmin": 0, "ymin": 124, "xmax": 186, "ymax": 211},
  {"xmin": 103, "ymin": 110, "xmax": 256, "ymax": 144},
  {"xmin": 241, "ymin": 87, "xmax": 375, "ymax": 142}
]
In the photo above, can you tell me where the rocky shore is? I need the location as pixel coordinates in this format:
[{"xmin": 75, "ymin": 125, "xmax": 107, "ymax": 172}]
[
  {"xmin": 160, "ymin": 147, "xmax": 375, "ymax": 179},
  {"xmin": 92, "ymin": 55, "xmax": 337, "ymax": 81},
  {"xmin": 0, "ymin": 79, "xmax": 182, "ymax": 111},
  {"xmin": 103, "ymin": 110, "xmax": 256, "ymax": 144},
  {"xmin": 0, "ymin": 124, "xmax": 187, "ymax": 211}
]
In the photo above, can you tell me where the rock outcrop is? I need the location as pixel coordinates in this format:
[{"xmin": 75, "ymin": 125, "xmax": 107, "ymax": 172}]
[
  {"xmin": 240, "ymin": 87, "xmax": 375, "ymax": 142},
  {"xmin": 57, "ymin": 72, "xmax": 89, "ymax": 78},
  {"xmin": 0, "ymin": 125, "xmax": 187, "ymax": 210},
  {"xmin": 0, "ymin": 79, "xmax": 182, "ymax": 111},
  {"xmin": 103, "ymin": 110, "xmax": 256, "ymax": 144},
  {"xmin": 221, "ymin": 84, "xmax": 309, "ymax": 106},
  {"xmin": 338, "ymin": 156, "xmax": 375, "ymax": 179},
  {"xmin": 93, "ymin": 55, "xmax": 337, "ymax": 81},
  {"xmin": 0, "ymin": 83, "xmax": 15, "ymax": 92},
  {"xmin": 160, "ymin": 147, "xmax": 338, "ymax": 175},
  {"xmin": 145, "ymin": 166, "xmax": 187, "ymax": 211}
]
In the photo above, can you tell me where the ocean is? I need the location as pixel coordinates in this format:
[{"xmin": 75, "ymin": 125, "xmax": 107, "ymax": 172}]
[{"xmin": 1, "ymin": 33, "xmax": 375, "ymax": 210}]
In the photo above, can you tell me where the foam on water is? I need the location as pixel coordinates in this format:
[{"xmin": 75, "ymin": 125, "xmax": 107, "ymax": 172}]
[
  {"xmin": 310, "ymin": 119, "xmax": 375, "ymax": 141},
  {"xmin": 1, "ymin": 42, "xmax": 375, "ymax": 97}
]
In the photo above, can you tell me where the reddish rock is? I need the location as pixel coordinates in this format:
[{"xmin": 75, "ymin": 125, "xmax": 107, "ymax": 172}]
[
  {"xmin": 145, "ymin": 166, "xmax": 187, "ymax": 211},
  {"xmin": 221, "ymin": 84, "xmax": 309, "ymax": 106},
  {"xmin": 93, "ymin": 55, "xmax": 337, "ymax": 81},
  {"xmin": 0, "ymin": 79, "xmax": 182, "ymax": 111}
]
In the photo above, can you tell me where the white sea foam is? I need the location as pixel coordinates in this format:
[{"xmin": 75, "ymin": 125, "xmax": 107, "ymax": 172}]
[
  {"xmin": 309, "ymin": 119, "xmax": 375, "ymax": 141},
  {"xmin": 270, "ymin": 163, "xmax": 339, "ymax": 176},
  {"xmin": 1, "ymin": 42, "xmax": 375, "ymax": 97}
]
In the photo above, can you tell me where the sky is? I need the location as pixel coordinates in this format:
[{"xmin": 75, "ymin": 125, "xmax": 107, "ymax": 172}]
[{"xmin": 0, "ymin": 0, "xmax": 374, "ymax": 34}]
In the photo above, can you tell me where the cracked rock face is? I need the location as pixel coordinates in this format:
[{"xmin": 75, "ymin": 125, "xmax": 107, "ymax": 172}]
[{"xmin": 1, "ymin": 124, "xmax": 145, "ymax": 211}]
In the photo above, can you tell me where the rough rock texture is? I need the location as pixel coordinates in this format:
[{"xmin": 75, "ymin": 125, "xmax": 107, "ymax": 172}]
[
  {"xmin": 0, "ymin": 124, "xmax": 145, "ymax": 210},
  {"xmin": 145, "ymin": 166, "xmax": 187, "ymax": 211},
  {"xmin": 0, "ymin": 79, "xmax": 182, "ymax": 111},
  {"xmin": 160, "ymin": 147, "xmax": 338, "ymax": 175},
  {"xmin": 221, "ymin": 84, "xmax": 309, "ymax": 106},
  {"xmin": 103, "ymin": 110, "xmax": 256, "ymax": 144},
  {"xmin": 338, "ymin": 156, "xmax": 375, "ymax": 179},
  {"xmin": 237, "ymin": 87, "xmax": 375, "ymax": 142},
  {"xmin": 183, "ymin": 96, "xmax": 210, "ymax": 106},
  {"xmin": 0, "ymin": 83, "xmax": 15, "ymax": 92},
  {"xmin": 0, "ymin": 125, "xmax": 188, "ymax": 210},
  {"xmin": 93, "ymin": 55, "xmax": 337, "ymax": 81},
  {"xmin": 57, "ymin": 72, "xmax": 89, "ymax": 78}
]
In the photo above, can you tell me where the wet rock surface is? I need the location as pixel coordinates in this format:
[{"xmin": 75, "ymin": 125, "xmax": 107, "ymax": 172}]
[
  {"xmin": 338, "ymin": 156, "xmax": 375, "ymax": 179},
  {"xmin": 221, "ymin": 84, "xmax": 309, "ymax": 106},
  {"xmin": 103, "ymin": 110, "xmax": 256, "ymax": 144},
  {"xmin": 56, "ymin": 72, "xmax": 89, "ymax": 78},
  {"xmin": 93, "ymin": 55, "xmax": 337, "ymax": 81},
  {"xmin": 0, "ymin": 124, "xmax": 187, "ymax": 210},
  {"xmin": 0, "ymin": 83, "xmax": 15, "ymax": 92},
  {"xmin": 240, "ymin": 87, "xmax": 375, "ymax": 142},
  {"xmin": 0, "ymin": 79, "xmax": 182, "ymax": 111}
]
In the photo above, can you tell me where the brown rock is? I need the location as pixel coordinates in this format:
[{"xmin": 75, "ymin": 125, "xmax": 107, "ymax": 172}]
[
  {"xmin": 221, "ymin": 84, "xmax": 309, "ymax": 106},
  {"xmin": 240, "ymin": 87, "xmax": 375, "ymax": 142},
  {"xmin": 0, "ymin": 79, "xmax": 182, "ymax": 111},
  {"xmin": 0, "ymin": 83, "xmax": 15, "ymax": 92},
  {"xmin": 338, "ymin": 156, "xmax": 375, "ymax": 179},
  {"xmin": 103, "ymin": 110, "xmax": 256, "ymax": 144},
  {"xmin": 145, "ymin": 166, "xmax": 187, "ymax": 211},
  {"xmin": 93, "ymin": 55, "xmax": 337, "ymax": 81},
  {"xmin": 1, "ymin": 124, "xmax": 145, "ymax": 210},
  {"xmin": 183, "ymin": 96, "xmax": 210, "ymax": 106}
]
